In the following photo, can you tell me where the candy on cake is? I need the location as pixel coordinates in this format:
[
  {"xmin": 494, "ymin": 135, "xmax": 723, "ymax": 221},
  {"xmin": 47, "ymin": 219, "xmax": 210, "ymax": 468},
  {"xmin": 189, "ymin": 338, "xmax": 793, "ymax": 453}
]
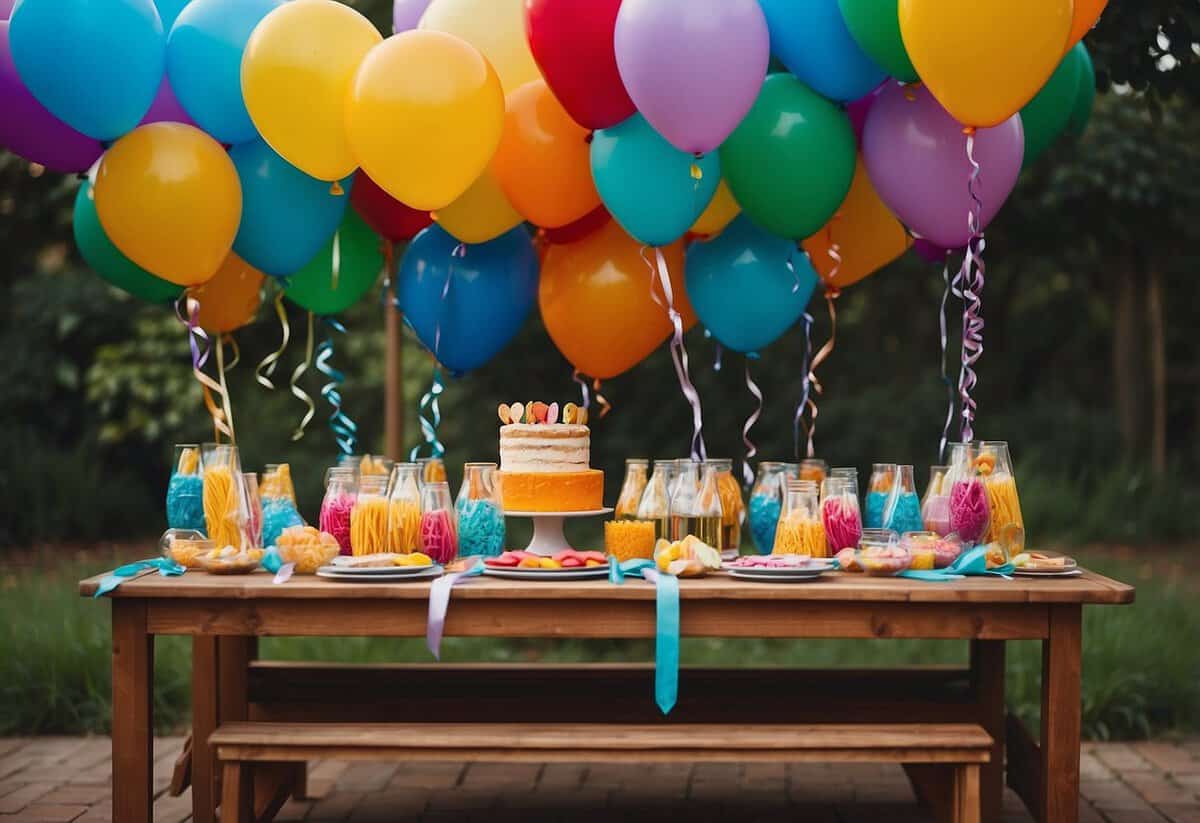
[{"xmin": 496, "ymin": 400, "xmax": 604, "ymax": 512}]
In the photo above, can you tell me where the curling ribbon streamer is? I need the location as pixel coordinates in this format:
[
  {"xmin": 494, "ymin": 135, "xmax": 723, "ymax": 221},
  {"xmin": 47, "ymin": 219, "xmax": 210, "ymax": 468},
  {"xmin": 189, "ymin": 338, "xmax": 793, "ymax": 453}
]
[
  {"xmin": 653, "ymin": 247, "xmax": 707, "ymax": 461},
  {"xmin": 427, "ymin": 558, "xmax": 485, "ymax": 659},
  {"xmin": 214, "ymin": 334, "xmax": 237, "ymax": 442},
  {"xmin": 800, "ymin": 240, "xmax": 842, "ymax": 459},
  {"xmin": 255, "ymin": 291, "xmax": 291, "ymax": 390},
  {"xmin": 794, "ymin": 312, "xmax": 814, "ymax": 461},
  {"xmin": 316, "ymin": 316, "xmax": 358, "ymax": 455},
  {"xmin": 409, "ymin": 366, "xmax": 446, "ymax": 461},
  {"xmin": 937, "ymin": 252, "xmax": 963, "ymax": 462},
  {"xmin": 289, "ymin": 312, "xmax": 316, "ymax": 441},
  {"xmin": 592, "ymin": 378, "xmax": 611, "ymax": 419},
  {"xmin": 713, "ymin": 341, "xmax": 723, "ymax": 373},
  {"xmin": 742, "ymin": 357, "xmax": 763, "ymax": 486},
  {"xmin": 177, "ymin": 295, "xmax": 234, "ymax": 443},
  {"xmin": 571, "ymin": 368, "xmax": 592, "ymax": 410},
  {"xmin": 959, "ymin": 130, "xmax": 986, "ymax": 444}
]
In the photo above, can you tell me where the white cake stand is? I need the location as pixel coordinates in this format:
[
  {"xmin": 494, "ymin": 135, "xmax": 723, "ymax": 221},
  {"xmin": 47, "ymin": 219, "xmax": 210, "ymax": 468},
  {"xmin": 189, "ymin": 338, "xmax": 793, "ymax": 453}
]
[{"xmin": 503, "ymin": 508, "xmax": 614, "ymax": 557}]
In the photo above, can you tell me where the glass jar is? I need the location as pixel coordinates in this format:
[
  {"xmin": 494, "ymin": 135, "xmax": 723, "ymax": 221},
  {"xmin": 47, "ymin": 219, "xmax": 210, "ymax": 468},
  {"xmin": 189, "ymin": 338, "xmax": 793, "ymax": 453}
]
[
  {"xmin": 668, "ymin": 460, "xmax": 722, "ymax": 546},
  {"xmin": 350, "ymin": 474, "xmax": 390, "ymax": 556},
  {"xmin": 159, "ymin": 530, "xmax": 211, "ymax": 569},
  {"xmin": 319, "ymin": 467, "xmax": 358, "ymax": 555},
  {"xmin": 772, "ymin": 480, "xmax": 827, "ymax": 557},
  {"xmin": 829, "ymin": 466, "xmax": 859, "ymax": 498},
  {"xmin": 882, "ymin": 465, "xmax": 923, "ymax": 534},
  {"xmin": 798, "ymin": 458, "xmax": 828, "ymax": 484},
  {"xmin": 337, "ymin": 453, "xmax": 363, "ymax": 477},
  {"xmin": 706, "ymin": 458, "xmax": 745, "ymax": 559},
  {"xmin": 821, "ymin": 476, "xmax": 863, "ymax": 552},
  {"xmin": 456, "ymin": 463, "xmax": 505, "ymax": 557},
  {"xmin": 386, "ymin": 463, "xmax": 422, "ymax": 554},
  {"xmin": 615, "ymin": 459, "xmax": 650, "ymax": 520},
  {"xmin": 261, "ymin": 463, "xmax": 305, "ymax": 548},
  {"xmin": 201, "ymin": 443, "xmax": 249, "ymax": 550},
  {"xmin": 417, "ymin": 456, "xmax": 448, "ymax": 491},
  {"xmin": 166, "ymin": 444, "xmax": 206, "ymax": 533},
  {"xmin": 748, "ymin": 462, "xmax": 794, "ymax": 555},
  {"xmin": 921, "ymin": 465, "xmax": 952, "ymax": 536},
  {"xmin": 864, "ymin": 463, "xmax": 897, "ymax": 529},
  {"xmin": 242, "ymin": 472, "xmax": 263, "ymax": 548},
  {"xmin": 946, "ymin": 443, "xmax": 991, "ymax": 545},
  {"xmin": 855, "ymin": 530, "xmax": 911, "ymax": 577},
  {"xmin": 419, "ymin": 481, "xmax": 458, "ymax": 563},
  {"xmin": 636, "ymin": 460, "xmax": 673, "ymax": 540},
  {"xmin": 976, "ymin": 441, "xmax": 1025, "ymax": 554}
]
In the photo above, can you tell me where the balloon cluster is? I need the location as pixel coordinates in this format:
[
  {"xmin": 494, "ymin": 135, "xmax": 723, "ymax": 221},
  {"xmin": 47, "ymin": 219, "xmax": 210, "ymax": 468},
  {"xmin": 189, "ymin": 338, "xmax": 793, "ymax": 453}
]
[{"xmin": 1, "ymin": 0, "xmax": 1099, "ymax": 379}]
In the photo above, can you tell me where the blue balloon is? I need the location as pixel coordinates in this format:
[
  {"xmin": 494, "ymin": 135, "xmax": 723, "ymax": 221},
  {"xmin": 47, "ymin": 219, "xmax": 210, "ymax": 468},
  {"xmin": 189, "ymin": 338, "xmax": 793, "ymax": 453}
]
[
  {"xmin": 230, "ymin": 139, "xmax": 352, "ymax": 278},
  {"xmin": 757, "ymin": 0, "xmax": 886, "ymax": 103},
  {"xmin": 166, "ymin": 0, "xmax": 282, "ymax": 144},
  {"xmin": 10, "ymin": 0, "xmax": 165, "ymax": 140},
  {"xmin": 396, "ymin": 224, "xmax": 538, "ymax": 374},
  {"xmin": 155, "ymin": 0, "xmax": 191, "ymax": 29},
  {"xmin": 685, "ymin": 215, "xmax": 816, "ymax": 353},
  {"xmin": 591, "ymin": 113, "xmax": 720, "ymax": 247}
]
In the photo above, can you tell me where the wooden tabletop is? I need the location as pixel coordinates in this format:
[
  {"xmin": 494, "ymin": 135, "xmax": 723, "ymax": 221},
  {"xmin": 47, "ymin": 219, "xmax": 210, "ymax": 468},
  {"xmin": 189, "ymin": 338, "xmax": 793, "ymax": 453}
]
[{"xmin": 79, "ymin": 567, "xmax": 1135, "ymax": 605}]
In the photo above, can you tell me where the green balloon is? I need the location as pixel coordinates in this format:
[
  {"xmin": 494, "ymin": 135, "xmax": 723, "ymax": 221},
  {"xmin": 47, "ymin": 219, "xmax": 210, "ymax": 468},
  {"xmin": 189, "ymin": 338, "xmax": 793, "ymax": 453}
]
[
  {"xmin": 1020, "ymin": 45, "xmax": 1085, "ymax": 169},
  {"xmin": 73, "ymin": 181, "xmax": 183, "ymax": 304},
  {"xmin": 285, "ymin": 209, "xmax": 383, "ymax": 315},
  {"xmin": 1066, "ymin": 43, "xmax": 1096, "ymax": 138},
  {"xmin": 720, "ymin": 74, "xmax": 857, "ymax": 241},
  {"xmin": 837, "ymin": 0, "xmax": 918, "ymax": 83}
]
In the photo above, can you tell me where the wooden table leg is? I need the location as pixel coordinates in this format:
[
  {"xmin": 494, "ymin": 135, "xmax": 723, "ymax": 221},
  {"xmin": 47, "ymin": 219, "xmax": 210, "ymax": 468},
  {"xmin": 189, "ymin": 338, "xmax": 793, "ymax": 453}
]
[
  {"xmin": 1041, "ymin": 605, "xmax": 1082, "ymax": 823},
  {"xmin": 191, "ymin": 637, "xmax": 219, "ymax": 823},
  {"xmin": 215, "ymin": 635, "xmax": 255, "ymax": 809},
  {"xmin": 952, "ymin": 764, "xmax": 982, "ymax": 823},
  {"xmin": 971, "ymin": 639, "xmax": 1006, "ymax": 823},
  {"xmin": 112, "ymin": 600, "xmax": 153, "ymax": 823}
]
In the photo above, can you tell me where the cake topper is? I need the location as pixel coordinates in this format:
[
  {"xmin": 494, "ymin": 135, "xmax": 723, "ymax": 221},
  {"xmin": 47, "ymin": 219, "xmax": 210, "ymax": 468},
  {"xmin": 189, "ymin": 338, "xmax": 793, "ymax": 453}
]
[{"xmin": 497, "ymin": 401, "xmax": 587, "ymax": 426}]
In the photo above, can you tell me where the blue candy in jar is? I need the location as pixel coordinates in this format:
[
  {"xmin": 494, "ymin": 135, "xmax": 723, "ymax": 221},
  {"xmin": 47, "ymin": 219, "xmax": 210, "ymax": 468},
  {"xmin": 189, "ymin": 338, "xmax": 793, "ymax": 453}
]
[
  {"xmin": 748, "ymin": 493, "xmax": 782, "ymax": 555},
  {"xmin": 262, "ymin": 497, "xmax": 305, "ymax": 548},
  {"xmin": 883, "ymin": 491, "xmax": 924, "ymax": 534},
  {"xmin": 166, "ymin": 472, "xmax": 206, "ymax": 534},
  {"xmin": 864, "ymin": 491, "xmax": 889, "ymax": 530},
  {"xmin": 456, "ymin": 498, "xmax": 505, "ymax": 557}
]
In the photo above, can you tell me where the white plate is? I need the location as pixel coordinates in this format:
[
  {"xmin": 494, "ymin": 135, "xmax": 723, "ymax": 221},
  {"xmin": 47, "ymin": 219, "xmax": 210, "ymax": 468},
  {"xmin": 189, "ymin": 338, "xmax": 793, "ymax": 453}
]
[
  {"xmin": 728, "ymin": 569, "xmax": 826, "ymax": 583},
  {"xmin": 723, "ymin": 561, "xmax": 835, "ymax": 575},
  {"xmin": 483, "ymin": 566, "xmax": 609, "ymax": 581},
  {"xmin": 318, "ymin": 562, "xmax": 435, "ymax": 576},
  {"xmin": 503, "ymin": 508, "xmax": 614, "ymax": 518},
  {"xmin": 1013, "ymin": 568, "xmax": 1082, "ymax": 578},
  {"xmin": 316, "ymin": 566, "xmax": 443, "ymax": 583}
]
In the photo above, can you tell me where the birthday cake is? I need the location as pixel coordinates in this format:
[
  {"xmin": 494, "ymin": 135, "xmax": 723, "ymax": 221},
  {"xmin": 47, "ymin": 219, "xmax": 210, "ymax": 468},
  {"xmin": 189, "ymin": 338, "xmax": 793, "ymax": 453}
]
[{"xmin": 496, "ymin": 401, "xmax": 604, "ymax": 512}]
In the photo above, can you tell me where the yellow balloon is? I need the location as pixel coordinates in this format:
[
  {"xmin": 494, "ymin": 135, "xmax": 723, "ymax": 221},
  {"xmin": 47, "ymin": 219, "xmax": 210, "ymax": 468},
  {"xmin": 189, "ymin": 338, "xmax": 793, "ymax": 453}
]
[
  {"xmin": 346, "ymin": 31, "xmax": 505, "ymax": 212},
  {"xmin": 690, "ymin": 179, "xmax": 741, "ymax": 237},
  {"xmin": 191, "ymin": 253, "xmax": 265, "ymax": 334},
  {"xmin": 434, "ymin": 167, "xmax": 523, "ymax": 244},
  {"xmin": 419, "ymin": 0, "xmax": 541, "ymax": 96},
  {"xmin": 95, "ymin": 123, "xmax": 241, "ymax": 287},
  {"xmin": 242, "ymin": 0, "xmax": 382, "ymax": 181},
  {"xmin": 899, "ymin": 0, "xmax": 1073, "ymax": 127}
]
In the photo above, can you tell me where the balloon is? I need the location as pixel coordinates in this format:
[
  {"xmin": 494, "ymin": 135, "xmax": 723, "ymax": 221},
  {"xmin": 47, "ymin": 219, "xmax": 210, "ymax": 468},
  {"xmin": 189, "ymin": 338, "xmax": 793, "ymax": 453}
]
[
  {"xmin": 9, "ymin": 0, "xmax": 164, "ymax": 140},
  {"xmin": 846, "ymin": 82, "xmax": 886, "ymax": 144},
  {"xmin": 230, "ymin": 140, "xmax": 352, "ymax": 279},
  {"xmin": 74, "ymin": 181, "xmax": 183, "ymax": 304},
  {"xmin": 801, "ymin": 157, "xmax": 911, "ymax": 289},
  {"xmin": 899, "ymin": 0, "xmax": 1072, "ymax": 127},
  {"xmin": 862, "ymin": 83, "xmax": 1023, "ymax": 250},
  {"xmin": 394, "ymin": 0, "xmax": 431, "ymax": 33},
  {"xmin": 543, "ymin": 205, "xmax": 611, "ymax": 245},
  {"xmin": 1019, "ymin": 46, "xmax": 1085, "ymax": 169},
  {"xmin": 721, "ymin": 74, "xmax": 857, "ymax": 240},
  {"xmin": 419, "ymin": 0, "xmax": 540, "ymax": 96},
  {"xmin": 155, "ymin": 0, "xmax": 190, "ymax": 29},
  {"xmin": 346, "ymin": 31, "xmax": 504, "ymax": 212},
  {"xmin": 911, "ymin": 237, "xmax": 963, "ymax": 263},
  {"xmin": 757, "ymin": 0, "xmax": 887, "ymax": 103},
  {"xmin": 614, "ymin": 0, "xmax": 768, "ymax": 155},
  {"xmin": 836, "ymin": 0, "xmax": 919, "ymax": 83},
  {"xmin": 1067, "ymin": 0, "xmax": 1107, "ymax": 50},
  {"xmin": 0, "ymin": 23, "xmax": 103, "ymax": 173},
  {"xmin": 96, "ymin": 123, "xmax": 242, "ymax": 286},
  {"xmin": 492, "ymin": 79, "xmax": 599, "ymax": 229},
  {"xmin": 591, "ymin": 113, "xmax": 720, "ymax": 247},
  {"xmin": 397, "ymin": 224, "xmax": 538, "ymax": 373},
  {"xmin": 1066, "ymin": 44, "xmax": 1096, "ymax": 138},
  {"xmin": 525, "ymin": 0, "xmax": 634, "ymax": 130},
  {"xmin": 351, "ymin": 172, "xmax": 433, "ymax": 244},
  {"xmin": 686, "ymin": 215, "xmax": 816, "ymax": 354},
  {"xmin": 0, "ymin": 1, "xmax": 14, "ymax": 21},
  {"xmin": 435, "ymin": 168, "xmax": 523, "ymax": 245},
  {"xmin": 689, "ymin": 180, "xmax": 740, "ymax": 238},
  {"xmin": 139, "ymin": 77, "xmax": 196, "ymax": 127},
  {"xmin": 242, "ymin": 0, "xmax": 381, "ymax": 181},
  {"xmin": 285, "ymin": 210, "xmax": 383, "ymax": 316},
  {"xmin": 539, "ymin": 220, "xmax": 693, "ymax": 379},
  {"xmin": 191, "ymin": 252, "xmax": 265, "ymax": 334},
  {"xmin": 167, "ymin": 0, "xmax": 282, "ymax": 145}
]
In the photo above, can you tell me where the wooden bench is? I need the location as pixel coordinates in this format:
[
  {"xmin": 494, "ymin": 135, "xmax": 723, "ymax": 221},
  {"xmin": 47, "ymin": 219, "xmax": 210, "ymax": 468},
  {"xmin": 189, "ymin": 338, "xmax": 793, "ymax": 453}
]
[{"xmin": 211, "ymin": 721, "xmax": 993, "ymax": 823}]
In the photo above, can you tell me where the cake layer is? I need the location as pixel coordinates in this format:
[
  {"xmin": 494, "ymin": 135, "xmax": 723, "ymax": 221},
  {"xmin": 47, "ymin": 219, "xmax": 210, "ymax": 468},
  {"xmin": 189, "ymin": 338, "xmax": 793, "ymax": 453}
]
[
  {"xmin": 500, "ymin": 424, "xmax": 590, "ymax": 473},
  {"xmin": 499, "ymin": 470, "xmax": 604, "ymax": 513}
]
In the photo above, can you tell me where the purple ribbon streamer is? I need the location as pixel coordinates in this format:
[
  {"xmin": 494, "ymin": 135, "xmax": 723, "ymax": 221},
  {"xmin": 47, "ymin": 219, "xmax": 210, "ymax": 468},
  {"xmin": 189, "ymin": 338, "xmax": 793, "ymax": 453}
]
[
  {"xmin": 959, "ymin": 133, "xmax": 986, "ymax": 444},
  {"xmin": 571, "ymin": 368, "xmax": 592, "ymax": 410},
  {"xmin": 653, "ymin": 247, "xmax": 707, "ymax": 461},
  {"xmin": 938, "ymin": 253, "xmax": 964, "ymax": 463},
  {"xmin": 426, "ymin": 559, "xmax": 484, "ymax": 659},
  {"xmin": 742, "ymin": 358, "xmax": 763, "ymax": 487},
  {"xmin": 794, "ymin": 312, "xmax": 814, "ymax": 461}
]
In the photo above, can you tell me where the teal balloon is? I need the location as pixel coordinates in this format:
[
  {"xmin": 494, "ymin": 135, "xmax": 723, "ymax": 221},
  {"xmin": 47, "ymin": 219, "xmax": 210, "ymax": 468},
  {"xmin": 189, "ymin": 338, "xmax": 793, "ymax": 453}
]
[
  {"xmin": 837, "ymin": 0, "xmax": 918, "ymax": 83},
  {"xmin": 284, "ymin": 210, "xmax": 382, "ymax": 315},
  {"xmin": 590, "ymin": 113, "xmax": 720, "ymax": 247},
  {"xmin": 1019, "ymin": 45, "xmax": 1084, "ymax": 169},
  {"xmin": 685, "ymin": 215, "xmax": 816, "ymax": 354},
  {"xmin": 155, "ymin": 0, "xmax": 190, "ymax": 28},
  {"xmin": 1066, "ymin": 43, "xmax": 1095, "ymax": 138},
  {"xmin": 73, "ymin": 181, "xmax": 182, "ymax": 304}
]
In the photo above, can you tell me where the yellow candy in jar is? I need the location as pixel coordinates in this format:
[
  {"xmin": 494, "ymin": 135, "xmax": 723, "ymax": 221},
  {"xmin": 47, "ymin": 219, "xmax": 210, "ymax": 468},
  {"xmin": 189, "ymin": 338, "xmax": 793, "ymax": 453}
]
[
  {"xmin": 203, "ymin": 464, "xmax": 243, "ymax": 550},
  {"xmin": 387, "ymin": 499, "xmax": 422, "ymax": 554},
  {"xmin": 605, "ymin": 520, "xmax": 656, "ymax": 561}
]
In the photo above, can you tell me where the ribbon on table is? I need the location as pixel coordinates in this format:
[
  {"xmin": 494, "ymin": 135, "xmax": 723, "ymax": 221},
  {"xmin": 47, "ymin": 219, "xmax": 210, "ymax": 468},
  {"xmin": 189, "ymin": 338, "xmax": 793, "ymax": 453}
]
[
  {"xmin": 938, "ymin": 252, "xmax": 964, "ymax": 462},
  {"xmin": 260, "ymin": 547, "xmax": 295, "ymax": 584},
  {"xmin": 289, "ymin": 311, "xmax": 316, "ymax": 441},
  {"xmin": 316, "ymin": 316, "xmax": 358, "ymax": 455},
  {"xmin": 607, "ymin": 557, "xmax": 680, "ymax": 715},
  {"xmin": 427, "ymin": 559, "xmax": 485, "ymax": 659},
  {"xmin": 255, "ymin": 290, "xmax": 291, "ymax": 391},
  {"xmin": 176, "ymin": 295, "xmax": 233, "ymax": 443},
  {"xmin": 959, "ymin": 129, "xmax": 986, "ymax": 444},
  {"xmin": 652, "ymin": 247, "xmax": 706, "ymax": 461},
  {"xmin": 93, "ymin": 557, "xmax": 185, "ymax": 598},
  {"xmin": 898, "ymin": 544, "xmax": 1013, "ymax": 582},
  {"xmin": 742, "ymin": 356, "xmax": 763, "ymax": 486},
  {"xmin": 409, "ymin": 366, "xmax": 446, "ymax": 461},
  {"xmin": 793, "ymin": 312, "xmax": 814, "ymax": 461}
]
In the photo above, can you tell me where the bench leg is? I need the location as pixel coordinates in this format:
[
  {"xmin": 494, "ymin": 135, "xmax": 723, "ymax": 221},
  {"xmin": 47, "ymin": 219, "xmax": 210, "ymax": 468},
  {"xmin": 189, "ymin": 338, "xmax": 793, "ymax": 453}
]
[
  {"xmin": 952, "ymin": 764, "xmax": 981, "ymax": 823},
  {"xmin": 221, "ymin": 762, "xmax": 253, "ymax": 823},
  {"xmin": 293, "ymin": 762, "xmax": 308, "ymax": 800}
]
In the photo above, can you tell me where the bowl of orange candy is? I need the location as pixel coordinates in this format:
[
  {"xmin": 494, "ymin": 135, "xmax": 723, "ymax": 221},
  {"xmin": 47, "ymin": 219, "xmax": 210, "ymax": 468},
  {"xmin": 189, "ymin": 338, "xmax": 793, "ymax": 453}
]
[{"xmin": 275, "ymin": 525, "xmax": 341, "ymax": 574}]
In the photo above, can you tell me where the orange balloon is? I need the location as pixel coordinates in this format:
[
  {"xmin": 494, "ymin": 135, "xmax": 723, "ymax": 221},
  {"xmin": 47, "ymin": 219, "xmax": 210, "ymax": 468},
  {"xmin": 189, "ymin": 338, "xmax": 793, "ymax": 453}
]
[
  {"xmin": 802, "ymin": 157, "xmax": 911, "ymax": 289},
  {"xmin": 492, "ymin": 79, "xmax": 599, "ymax": 229},
  {"xmin": 540, "ymin": 221, "xmax": 694, "ymax": 379},
  {"xmin": 191, "ymin": 253, "xmax": 265, "ymax": 334},
  {"xmin": 1067, "ymin": 0, "xmax": 1107, "ymax": 50}
]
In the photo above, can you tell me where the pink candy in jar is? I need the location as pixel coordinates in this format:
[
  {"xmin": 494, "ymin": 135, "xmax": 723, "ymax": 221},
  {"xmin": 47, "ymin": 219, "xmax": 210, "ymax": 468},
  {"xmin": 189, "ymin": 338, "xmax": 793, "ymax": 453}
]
[
  {"xmin": 948, "ymin": 478, "xmax": 990, "ymax": 544},
  {"xmin": 821, "ymin": 495, "xmax": 862, "ymax": 551},
  {"xmin": 420, "ymin": 509, "xmax": 458, "ymax": 564}
]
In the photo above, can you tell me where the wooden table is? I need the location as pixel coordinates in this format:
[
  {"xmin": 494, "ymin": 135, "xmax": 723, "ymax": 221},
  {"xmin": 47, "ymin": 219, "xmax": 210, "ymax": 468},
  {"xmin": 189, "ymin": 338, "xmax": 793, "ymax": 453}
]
[{"xmin": 80, "ymin": 568, "xmax": 1133, "ymax": 823}]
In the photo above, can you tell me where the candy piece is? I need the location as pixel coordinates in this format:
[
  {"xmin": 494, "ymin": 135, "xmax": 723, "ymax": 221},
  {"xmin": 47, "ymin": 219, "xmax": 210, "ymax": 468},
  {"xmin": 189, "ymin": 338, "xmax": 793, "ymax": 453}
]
[
  {"xmin": 510, "ymin": 402, "xmax": 524, "ymax": 426},
  {"xmin": 518, "ymin": 556, "xmax": 542, "ymax": 568},
  {"xmin": 485, "ymin": 554, "xmax": 520, "ymax": 567},
  {"xmin": 498, "ymin": 403, "xmax": 512, "ymax": 425},
  {"xmin": 585, "ymin": 559, "xmax": 603, "ymax": 567},
  {"xmin": 579, "ymin": 550, "xmax": 607, "ymax": 563},
  {"xmin": 561, "ymin": 556, "xmax": 584, "ymax": 568},
  {"xmin": 563, "ymin": 402, "xmax": 579, "ymax": 424},
  {"xmin": 531, "ymin": 401, "xmax": 549, "ymax": 423},
  {"xmin": 539, "ymin": 557, "xmax": 562, "ymax": 569},
  {"xmin": 547, "ymin": 402, "xmax": 559, "ymax": 424}
]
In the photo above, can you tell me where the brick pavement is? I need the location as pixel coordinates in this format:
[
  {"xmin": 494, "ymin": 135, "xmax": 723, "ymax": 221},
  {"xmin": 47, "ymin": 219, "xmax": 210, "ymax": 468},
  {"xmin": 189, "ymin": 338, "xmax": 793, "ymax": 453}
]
[{"xmin": 0, "ymin": 737, "xmax": 1197, "ymax": 822}]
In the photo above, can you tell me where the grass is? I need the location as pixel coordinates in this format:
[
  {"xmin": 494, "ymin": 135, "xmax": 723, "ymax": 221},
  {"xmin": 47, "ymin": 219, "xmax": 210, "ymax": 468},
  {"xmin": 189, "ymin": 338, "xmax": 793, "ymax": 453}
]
[{"xmin": 1, "ymin": 543, "xmax": 1196, "ymax": 740}]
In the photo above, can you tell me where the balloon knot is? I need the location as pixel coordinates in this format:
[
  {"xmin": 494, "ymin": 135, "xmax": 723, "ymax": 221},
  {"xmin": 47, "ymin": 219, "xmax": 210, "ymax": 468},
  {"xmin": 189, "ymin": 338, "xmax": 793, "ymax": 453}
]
[
  {"xmin": 330, "ymin": 181, "xmax": 345, "ymax": 196},
  {"xmin": 902, "ymin": 86, "xmax": 918, "ymax": 102},
  {"xmin": 584, "ymin": 132, "xmax": 594, "ymax": 144},
  {"xmin": 689, "ymin": 163, "xmax": 703, "ymax": 181},
  {"xmin": 824, "ymin": 285, "xmax": 842, "ymax": 300},
  {"xmin": 962, "ymin": 126, "xmax": 977, "ymax": 136}
]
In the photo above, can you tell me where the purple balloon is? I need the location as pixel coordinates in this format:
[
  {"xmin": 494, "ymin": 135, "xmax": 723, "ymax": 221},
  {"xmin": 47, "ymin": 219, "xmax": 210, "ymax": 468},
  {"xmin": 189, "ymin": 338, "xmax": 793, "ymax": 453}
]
[
  {"xmin": 0, "ymin": 22, "xmax": 103, "ymax": 173},
  {"xmin": 614, "ymin": 0, "xmax": 768, "ymax": 155},
  {"xmin": 393, "ymin": 0, "xmax": 430, "ymax": 33},
  {"xmin": 912, "ymin": 237, "xmax": 965, "ymax": 263},
  {"xmin": 0, "ymin": 0, "xmax": 14, "ymax": 21},
  {"xmin": 139, "ymin": 75, "xmax": 197, "ymax": 127},
  {"xmin": 846, "ymin": 81, "xmax": 887, "ymax": 144},
  {"xmin": 863, "ymin": 83, "xmax": 1024, "ymax": 250}
]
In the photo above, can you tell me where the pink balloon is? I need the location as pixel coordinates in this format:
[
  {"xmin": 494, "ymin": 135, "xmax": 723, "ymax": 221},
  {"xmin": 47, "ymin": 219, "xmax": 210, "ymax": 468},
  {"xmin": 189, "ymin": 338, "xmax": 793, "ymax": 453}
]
[
  {"xmin": 139, "ymin": 75, "xmax": 197, "ymax": 127},
  {"xmin": 863, "ymin": 83, "xmax": 1024, "ymax": 250},
  {"xmin": 912, "ymin": 237, "xmax": 964, "ymax": 263},
  {"xmin": 393, "ymin": 0, "xmax": 430, "ymax": 33},
  {"xmin": 614, "ymin": 0, "xmax": 769, "ymax": 155}
]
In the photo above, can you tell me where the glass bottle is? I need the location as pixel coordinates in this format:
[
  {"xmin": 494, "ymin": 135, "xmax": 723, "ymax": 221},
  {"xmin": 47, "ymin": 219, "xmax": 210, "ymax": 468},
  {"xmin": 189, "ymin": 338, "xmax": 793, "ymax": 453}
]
[
  {"xmin": 830, "ymin": 467, "xmax": 859, "ymax": 498},
  {"xmin": 946, "ymin": 443, "xmax": 991, "ymax": 545},
  {"xmin": 636, "ymin": 460, "xmax": 673, "ymax": 540},
  {"xmin": 456, "ymin": 463, "xmax": 505, "ymax": 557},
  {"xmin": 386, "ymin": 463, "xmax": 422, "ymax": 554},
  {"xmin": 772, "ymin": 480, "xmax": 827, "ymax": 557},
  {"xmin": 350, "ymin": 474, "xmax": 390, "ymax": 556},
  {"xmin": 261, "ymin": 463, "xmax": 304, "ymax": 548},
  {"xmin": 419, "ymin": 481, "xmax": 458, "ymax": 564},
  {"xmin": 706, "ymin": 458, "xmax": 745, "ymax": 559},
  {"xmin": 882, "ymin": 465, "xmax": 923, "ymax": 534},
  {"xmin": 201, "ymin": 443, "xmax": 249, "ymax": 550},
  {"xmin": 864, "ymin": 463, "xmax": 897, "ymax": 529},
  {"xmin": 976, "ymin": 441, "xmax": 1025, "ymax": 554},
  {"xmin": 337, "ymin": 453, "xmax": 363, "ymax": 477},
  {"xmin": 166, "ymin": 444, "xmax": 206, "ymax": 533},
  {"xmin": 798, "ymin": 458, "xmax": 828, "ymax": 485},
  {"xmin": 242, "ymin": 472, "xmax": 263, "ymax": 548},
  {"xmin": 921, "ymin": 465, "xmax": 952, "ymax": 537},
  {"xmin": 320, "ymin": 467, "xmax": 358, "ymax": 555},
  {"xmin": 615, "ymin": 459, "xmax": 650, "ymax": 520},
  {"xmin": 748, "ymin": 462, "xmax": 790, "ymax": 555},
  {"xmin": 667, "ymin": 458, "xmax": 692, "ymax": 504},
  {"xmin": 417, "ymin": 456, "xmax": 448, "ymax": 490},
  {"xmin": 359, "ymin": 454, "xmax": 393, "ymax": 479},
  {"xmin": 669, "ymin": 461, "xmax": 722, "ymax": 546},
  {"xmin": 821, "ymin": 476, "xmax": 863, "ymax": 552}
]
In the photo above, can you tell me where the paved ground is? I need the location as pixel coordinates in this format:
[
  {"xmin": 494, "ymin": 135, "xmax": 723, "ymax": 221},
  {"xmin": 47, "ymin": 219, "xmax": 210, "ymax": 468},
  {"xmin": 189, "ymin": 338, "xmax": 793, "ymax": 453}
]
[{"xmin": 0, "ymin": 737, "xmax": 1198, "ymax": 822}]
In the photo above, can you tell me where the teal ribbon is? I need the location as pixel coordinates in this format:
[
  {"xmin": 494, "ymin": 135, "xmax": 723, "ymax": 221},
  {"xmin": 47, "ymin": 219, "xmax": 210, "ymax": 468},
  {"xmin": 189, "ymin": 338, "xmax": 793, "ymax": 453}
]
[
  {"xmin": 607, "ymin": 557, "xmax": 680, "ymax": 715},
  {"xmin": 409, "ymin": 366, "xmax": 446, "ymax": 461},
  {"xmin": 898, "ymin": 544, "xmax": 1014, "ymax": 582},
  {"xmin": 315, "ymin": 316, "xmax": 358, "ymax": 456},
  {"xmin": 93, "ymin": 557, "xmax": 185, "ymax": 598}
]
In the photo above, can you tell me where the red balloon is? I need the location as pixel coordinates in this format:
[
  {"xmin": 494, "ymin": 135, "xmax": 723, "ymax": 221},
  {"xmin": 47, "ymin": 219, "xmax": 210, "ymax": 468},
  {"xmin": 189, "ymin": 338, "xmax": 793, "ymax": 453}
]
[
  {"xmin": 525, "ymin": 0, "xmax": 635, "ymax": 131},
  {"xmin": 350, "ymin": 172, "xmax": 433, "ymax": 243},
  {"xmin": 543, "ymin": 204, "xmax": 611, "ymax": 245}
]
